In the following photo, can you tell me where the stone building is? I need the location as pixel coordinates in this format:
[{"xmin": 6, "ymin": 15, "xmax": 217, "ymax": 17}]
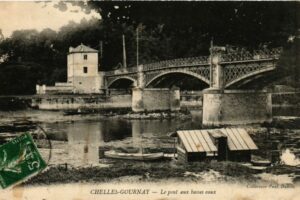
[{"xmin": 36, "ymin": 44, "xmax": 104, "ymax": 94}]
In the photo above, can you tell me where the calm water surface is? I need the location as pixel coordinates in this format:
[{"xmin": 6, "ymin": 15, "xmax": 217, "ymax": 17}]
[{"xmin": 0, "ymin": 108, "xmax": 299, "ymax": 167}]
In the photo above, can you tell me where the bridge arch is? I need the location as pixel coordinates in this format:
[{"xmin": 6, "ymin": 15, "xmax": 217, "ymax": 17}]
[
  {"xmin": 225, "ymin": 65, "xmax": 276, "ymax": 88},
  {"xmin": 145, "ymin": 70, "xmax": 210, "ymax": 88},
  {"xmin": 107, "ymin": 76, "xmax": 137, "ymax": 88}
]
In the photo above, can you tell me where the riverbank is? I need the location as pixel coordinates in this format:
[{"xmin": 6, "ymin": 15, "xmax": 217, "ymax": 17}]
[
  {"xmin": 24, "ymin": 160, "xmax": 299, "ymax": 186},
  {"xmin": 24, "ymin": 161, "xmax": 258, "ymax": 185},
  {"xmin": 107, "ymin": 110, "xmax": 192, "ymax": 120},
  {"xmin": 0, "ymin": 109, "xmax": 299, "ymax": 189},
  {"xmin": 0, "ymin": 109, "xmax": 193, "ymax": 129}
]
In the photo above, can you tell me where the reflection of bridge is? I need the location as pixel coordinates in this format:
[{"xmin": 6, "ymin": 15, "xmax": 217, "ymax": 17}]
[{"xmin": 105, "ymin": 48, "xmax": 282, "ymax": 89}]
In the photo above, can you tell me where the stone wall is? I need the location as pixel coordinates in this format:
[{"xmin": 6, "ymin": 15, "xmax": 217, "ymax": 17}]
[
  {"xmin": 67, "ymin": 52, "xmax": 98, "ymax": 80},
  {"xmin": 31, "ymin": 95, "xmax": 131, "ymax": 110},
  {"xmin": 36, "ymin": 84, "xmax": 73, "ymax": 95},
  {"xmin": 72, "ymin": 76, "xmax": 99, "ymax": 94},
  {"xmin": 203, "ymin": 89, "xmax": 272, "ymax": 126},
  {"xmin": 180, "ymin": 92, "xmax": 203, "ymax": 108},
  {"xmin": 132, "ymin": 88, "xmax": 180, "ymax": 112}
]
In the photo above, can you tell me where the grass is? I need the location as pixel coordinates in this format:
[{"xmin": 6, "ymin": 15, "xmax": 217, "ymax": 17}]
[{"xmin": 24, "ymin": 160, "xmax": 259, "ymax": 185}]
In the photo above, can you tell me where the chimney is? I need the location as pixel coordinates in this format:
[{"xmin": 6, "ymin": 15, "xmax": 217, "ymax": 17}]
[{"xmin": 208, "ymin": 130, "xmax": 228, "ymax": 161}]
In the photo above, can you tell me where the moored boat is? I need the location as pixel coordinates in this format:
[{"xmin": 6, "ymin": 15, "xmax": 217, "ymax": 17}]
[{"xmin": 104, "ymin": 150, "xmax": 164, "ymax": 161}]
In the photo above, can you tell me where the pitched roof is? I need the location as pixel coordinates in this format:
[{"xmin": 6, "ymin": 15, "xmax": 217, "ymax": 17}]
[
  {"xmin": 177, "ymin": 128, "xmax": 258, "ymax": 153},
  {"xmin": 177, "ymin": 130, "xmax": 217, "ymax": 153},
  {"xmin": 220, "ymin": 128, "xmax": 258, "ymax": 151},
  {"xmin": 69, "ymin": 44, "xmax": 98, "ymax": 53}
]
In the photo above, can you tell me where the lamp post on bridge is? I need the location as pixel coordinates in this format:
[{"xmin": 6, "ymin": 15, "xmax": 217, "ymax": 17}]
[
  {"xmin": 136, "ymin": 26, "xmax": 140, "ymax": 68},
  {"xmin": 122, "ymin": 34, "xmax": 127, "ymax": 70}
]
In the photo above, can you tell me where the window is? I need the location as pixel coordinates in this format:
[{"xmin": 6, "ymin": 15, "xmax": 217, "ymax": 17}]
[
  {"xmin": 83, "ymin": 66, "xmax": 88, "ymax": 73},
  {"xmin": 84, "ymin": 54, "xmax": 88, "ymax": 60}
]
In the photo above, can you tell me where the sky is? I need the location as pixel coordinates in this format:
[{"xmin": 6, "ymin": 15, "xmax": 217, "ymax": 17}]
[{"xmin": 0, "ymin": 1, "xmax": 101, "ymax": 38}]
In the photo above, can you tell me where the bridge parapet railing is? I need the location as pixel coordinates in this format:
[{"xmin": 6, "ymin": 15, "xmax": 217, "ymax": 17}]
[
  {"xmin": 220, "ymin": 47, "xmax": 282, "ymax": 63},
  {"xmin": 104, "ymin": 47, "xmax": 282, "ymax": 75},
  {"xmin": 143, "ymin": 56, "xmax": 209, "ymax": 71}
]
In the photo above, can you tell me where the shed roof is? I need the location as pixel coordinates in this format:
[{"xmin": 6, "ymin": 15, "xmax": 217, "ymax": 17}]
[
  {"xmin": 69, "ymin": 44, "xmax": 98, "ymax": 53},
  {"xmin": 177, "ymin": 128, "xmax": 258, "ymax": 153},
  {"xmin": 220, "ymin": 128, "xmax": 258, "ymax": 151},
  {"xmin": 177, "ymin": 130, "xmax": 217, "ymax": 153}
]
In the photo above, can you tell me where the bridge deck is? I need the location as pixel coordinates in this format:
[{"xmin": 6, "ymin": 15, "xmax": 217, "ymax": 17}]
[{"xmin": 104, "ymin": 47, "xmax": 282, "ymax": 88}]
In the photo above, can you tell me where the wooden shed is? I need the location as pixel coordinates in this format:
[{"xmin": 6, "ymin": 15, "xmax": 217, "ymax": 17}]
[
  {"xmin": 177, "ymin": 130, "xmax": 217, "ymax": 162},
  {"xmin": 176, "ymin": 128, "xmax": 258, "ymax": 163},
  {"xmin": 220, "ymin": 128, "xmax": 258, "ymax": 162}
]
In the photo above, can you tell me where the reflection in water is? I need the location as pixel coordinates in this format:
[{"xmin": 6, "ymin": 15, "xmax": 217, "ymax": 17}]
[
  {"xmin": 41, "ymin": 114, "xmax": 201, "ymax": 166},
  {"xmin": 67, "ymin": 122, "xmax": 103, "ymax": 165},
  {"xmin": 42, "ymin": 108, "xmax": 298, "ymax": 166},
  {"xmin": 22, "ymin": 108, "xmax": 300, "ymax": 167},
  {"xmin": 65, "ymin": 120, "xmax": 133, "ymax": 165}
]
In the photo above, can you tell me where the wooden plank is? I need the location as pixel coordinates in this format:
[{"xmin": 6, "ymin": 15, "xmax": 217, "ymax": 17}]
[
  {"xmin": 231, "ymin": 128, "xmax": 250, "ymax": 150},
  {"xmin": 220, "ymin": 128, "xmax": 236, "ymax": 151},
  {"xmin": 227, "ymin": 128, "xmax": 244, "ymax": 150},
  {"xmin": 181, "ymin": 131, "xmax": 195, "ymax": 152},
  {"xmin": 201, "ymin": 130, "xmax": 217, "ymax": 152},
  {"xmin": 237, "ymin": 128, "xmax": 258, "ymax": 149},
  {"xmin": 198, "ymin": 130, "xmax": 216, "ymax": 152},
  {"xmin": 225, "ymin": 128, "xmax": 243, "ymax": 150},
  {"xmin": 178, "ymin": 131, "xmax": 193, "ymax": 152},
  {"xmin": 191, "ymin": 130, "xmax": 209, "ymax": 152},
  {"xmin": 205, "ymin": 130, "xmax": 218, "ymax": 152},
  {"xmin": 237, "ymin": 128, "xmax": 258, "ymax": 150},
  {"xmin": 189, "ymin": 130, "xmax": 205, "ymax": 152},
  {"xmin": 185, "ymin": 131, "xmax": 199, "ymax": 152}
]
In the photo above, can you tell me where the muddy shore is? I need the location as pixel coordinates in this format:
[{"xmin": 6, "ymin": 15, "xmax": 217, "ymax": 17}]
[
  {"xmin": 0, "ymin": 109, "xmax": 299, "ymax": 188},
  {"xmin": 24, "ymin": 160, "xmax": 299, "ymax": 186}
]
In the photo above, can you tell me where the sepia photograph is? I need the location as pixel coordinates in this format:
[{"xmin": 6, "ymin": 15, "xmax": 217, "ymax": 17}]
[{"xmin": 0, "ymin": 1, "xmax": 299, "ymax": 199}]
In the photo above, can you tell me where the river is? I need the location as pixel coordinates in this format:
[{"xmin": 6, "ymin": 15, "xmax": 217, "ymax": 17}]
[{"xmin": 0, "ymin": 108, "xmax": 299, "ymax": 169}]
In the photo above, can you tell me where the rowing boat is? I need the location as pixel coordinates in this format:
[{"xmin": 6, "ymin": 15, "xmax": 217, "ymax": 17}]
[{"xmin": 104, "ymin": 150, "xmax": 164, "ymax": 161}]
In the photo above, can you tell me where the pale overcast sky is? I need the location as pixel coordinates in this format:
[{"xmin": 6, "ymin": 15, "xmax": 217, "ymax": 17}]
[{"xmin": 0, "ymin": 1, "xmax": 101, "ymax": 38}]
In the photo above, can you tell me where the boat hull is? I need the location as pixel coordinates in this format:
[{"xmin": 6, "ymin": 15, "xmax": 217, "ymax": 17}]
[{"xmin": 104, "ymin": 151, "xmax": 164, "ymax": 161}]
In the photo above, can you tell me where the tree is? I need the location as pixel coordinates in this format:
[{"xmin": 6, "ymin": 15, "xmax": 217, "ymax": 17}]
[{"xmin": 0, "ymin": 1, "xmax": 299, "ymax": 94}]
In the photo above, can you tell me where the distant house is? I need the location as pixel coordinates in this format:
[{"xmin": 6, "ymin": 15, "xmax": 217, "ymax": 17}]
[
  {"xmin": 176, "ymin": 128, "xmax": 258, "ymax": 163},
  {"xmin": 36, "ymin": 44, "xmax": 104, "ymax": 94}
]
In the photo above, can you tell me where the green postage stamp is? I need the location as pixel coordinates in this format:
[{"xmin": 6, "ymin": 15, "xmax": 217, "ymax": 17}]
[{"xmin": 0, "ymin": 133, "xmax": 47, "ymax": 189}]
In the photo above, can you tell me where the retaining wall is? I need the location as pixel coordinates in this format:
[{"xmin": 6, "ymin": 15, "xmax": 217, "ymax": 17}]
[{"xmin": 31, "ymin": 95, "xmax": 131, "ymax": 110}]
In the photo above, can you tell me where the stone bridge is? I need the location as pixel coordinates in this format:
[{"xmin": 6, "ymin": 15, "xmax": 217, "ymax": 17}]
[{"xmin": 104, "ymin": 47, "xmax": 282, "ymax": 89}]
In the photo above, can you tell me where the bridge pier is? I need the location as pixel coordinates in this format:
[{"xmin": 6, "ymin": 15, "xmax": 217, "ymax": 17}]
[
  {"xmin": 202, "ymin": 48, "xmax": 272, "ymax": 126},
  {"xmin": 132, "ymin": 87, "xmax": 180, "ymax": 112},
  {"xmin": 202, "ymin": 89, "xmax": 272, "ymax": 126}
]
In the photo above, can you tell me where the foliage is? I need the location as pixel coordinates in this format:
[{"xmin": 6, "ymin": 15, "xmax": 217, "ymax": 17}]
[{"xmin": 0, "ymin": 1, "xmax": 299, "ymax": 94}]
